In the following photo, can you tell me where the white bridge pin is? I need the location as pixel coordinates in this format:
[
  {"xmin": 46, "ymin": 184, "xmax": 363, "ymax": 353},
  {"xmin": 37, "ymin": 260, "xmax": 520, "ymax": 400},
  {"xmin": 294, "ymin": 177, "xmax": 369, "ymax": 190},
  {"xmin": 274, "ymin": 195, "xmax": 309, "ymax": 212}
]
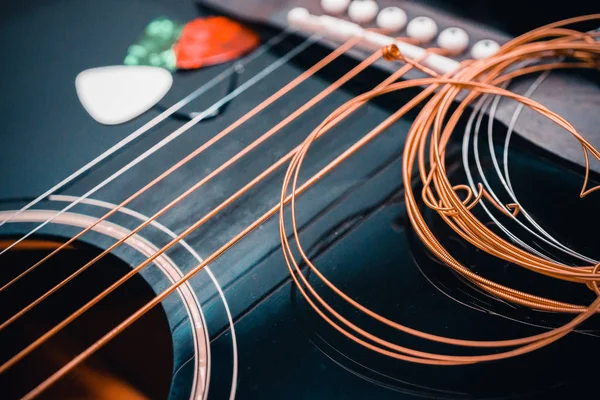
[
  {"xmin": 437, "ymin": 27, "xmax": 470, "ymax": 54},
  {"xmin": 471, "ymin": 39, "xmax": 501, "ymax": 60},
  {"xmin": 75, "ymin": 65, "xmax": 173, "ymax": 125},
  {"xmin": 321, "ymin": 0, "xmax": 351, "ymax": 15},
  {"xmin": 348, "ymin": 0, "xmax": 379, "ymax": 25},
  {"xmin": 376, "ymin": 7, "xmax": 408, "ymax": 32},
  {"xmin": 406, "ymin": 16, "xmax": 438, "ymax": 43}
]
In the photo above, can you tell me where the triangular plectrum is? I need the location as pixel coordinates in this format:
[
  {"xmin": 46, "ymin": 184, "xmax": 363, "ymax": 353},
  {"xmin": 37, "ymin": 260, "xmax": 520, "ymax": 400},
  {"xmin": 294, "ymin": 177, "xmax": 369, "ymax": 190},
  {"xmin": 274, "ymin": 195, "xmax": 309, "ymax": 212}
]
[
  {"xmin": 75, "ymin": 65, "xmax": 172, "ymax": 125},
  {"xmin": 174, "ymin": 17, "xmax": 259, "ymax": 70}
]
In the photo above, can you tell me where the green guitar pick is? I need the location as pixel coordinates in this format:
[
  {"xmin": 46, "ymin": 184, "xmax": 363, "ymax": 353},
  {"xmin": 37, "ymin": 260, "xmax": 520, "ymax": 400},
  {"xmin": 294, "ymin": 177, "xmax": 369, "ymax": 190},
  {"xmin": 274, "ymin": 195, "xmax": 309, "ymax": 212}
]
[{"xmin": 124, "ymin": 17, "xmax": 183, "ymax": 71}]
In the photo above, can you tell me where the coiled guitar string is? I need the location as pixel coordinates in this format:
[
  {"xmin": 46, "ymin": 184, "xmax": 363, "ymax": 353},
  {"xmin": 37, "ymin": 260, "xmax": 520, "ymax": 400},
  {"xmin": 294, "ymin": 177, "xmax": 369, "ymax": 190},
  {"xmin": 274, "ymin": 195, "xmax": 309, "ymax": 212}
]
[
  {"xmin": 8, "ymin": 14, "xmax": 600, "ymax": 398},
  {"xmin": 280, "ymin": 14, "xmax": 600, "ymax": 365}
]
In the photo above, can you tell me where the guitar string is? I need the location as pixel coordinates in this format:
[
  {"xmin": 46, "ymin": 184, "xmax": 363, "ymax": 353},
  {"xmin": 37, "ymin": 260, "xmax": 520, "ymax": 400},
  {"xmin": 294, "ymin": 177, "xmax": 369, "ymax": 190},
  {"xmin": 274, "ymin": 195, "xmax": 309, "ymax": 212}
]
[
  {"xmin": 0, "ymin": 34, "xmax": 364, "ymax": 330},
  {"xmin": 463, "ymin": 49, "xmax": 598, "ymax": 264},
  {"xmin": 0, "ymin": 29, "xmax": 291, "ymax": 232},
  {"xmin": 483, "ymin": 66, "xmax": 598, "ymax": 264},
  {"xmin": 412, "ymin": 39, "xmax": 600, "ymax": 306},
  {"xmin": 0, "ymin": 36, "xmax": 421, "ymax": 373},
  {"xmin": 463, "ymin": 73, "xmax": 562, "ymax": 263},
  {"xmin": 10, "ymin": 14, "xmax": 600, "ymax": 397},
  {"xmin": 19, "ymin": 46, "xmax": 432, "ymax": 399},
  {"xmin": 0, "ymin": 32, "xmax": 318, "ymax": 262},
  {"xmin": 0, "ymin": 32, "xmax": 320, "ymax": 291},
  {"xmin": 412, "ymin": 75, "xmax": 600, "ymax": 305}
]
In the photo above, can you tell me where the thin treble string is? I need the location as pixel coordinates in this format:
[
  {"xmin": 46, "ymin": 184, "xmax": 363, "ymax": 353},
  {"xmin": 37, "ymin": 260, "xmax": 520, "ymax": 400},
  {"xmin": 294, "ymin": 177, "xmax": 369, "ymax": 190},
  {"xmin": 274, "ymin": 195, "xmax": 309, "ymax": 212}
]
[
  {"xmin": 0, "ymin": 35, "xmax": 365, "ymax": 329},
  {"xmin": 0, "ymin": 29, "xmax": 291, "ymax": 232},
  {"xmin": 462, "ymin": 76, "xmax": 558, "ymax": 262},
  {"xmin": 0, "ymin": 44, "xmax": 390, "ymax": 371},
  {"xmin": 476, "ymin": 75, "xmax": 568, "ymax": 259},
  {"xmin": 489, "ymin": 69, "xmax": 597, "ymax": 263},
  {"xmin": 465, "ymin": 61, "xmax": 597, "ymax": 265},
  {"xmin": 21, "ymin": 54, "xmax": 424, "ymax": 400},
  {"xmin": 0, "ymin": 33, "xmax": 319, "ymax": 285}
]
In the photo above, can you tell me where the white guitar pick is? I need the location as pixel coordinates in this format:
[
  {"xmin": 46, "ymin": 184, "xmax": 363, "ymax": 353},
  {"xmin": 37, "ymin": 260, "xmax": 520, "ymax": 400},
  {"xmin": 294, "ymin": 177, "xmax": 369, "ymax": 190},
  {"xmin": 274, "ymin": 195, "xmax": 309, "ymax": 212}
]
[{"xmin": 75, "ymin": 65, "xmax": 172, "ymax": 125}]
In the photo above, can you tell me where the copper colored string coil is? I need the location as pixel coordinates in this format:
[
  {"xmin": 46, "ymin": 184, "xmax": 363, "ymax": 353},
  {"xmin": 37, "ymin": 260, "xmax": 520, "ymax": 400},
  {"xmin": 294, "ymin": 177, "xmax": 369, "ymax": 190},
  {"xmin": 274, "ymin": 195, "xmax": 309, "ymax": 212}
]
[{"xmin": 280, "ymin": 15, "xmax": 600, "ymax": 365}]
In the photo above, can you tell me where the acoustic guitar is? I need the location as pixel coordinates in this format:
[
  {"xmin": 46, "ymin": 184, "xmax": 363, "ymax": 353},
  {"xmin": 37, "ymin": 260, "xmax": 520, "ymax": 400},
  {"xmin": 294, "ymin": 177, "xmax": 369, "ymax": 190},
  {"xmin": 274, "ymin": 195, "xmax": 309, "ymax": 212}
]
[{"xmin": 1, "ymin": 0, "xmax": 599, "ymax": 398}]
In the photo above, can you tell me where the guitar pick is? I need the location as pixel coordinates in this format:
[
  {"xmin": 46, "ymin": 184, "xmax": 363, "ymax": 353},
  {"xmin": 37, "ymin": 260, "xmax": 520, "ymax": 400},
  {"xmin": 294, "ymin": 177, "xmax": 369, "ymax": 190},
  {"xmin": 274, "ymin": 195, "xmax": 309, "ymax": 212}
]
[
  {"xmin": 75, "ymin": 65, "xmax": 172, "ymax": 125},
  {"xmin": 124, "ymin": 16, "xmax": 184, "ymax": 71},
  {"xmin": 173, "ymin": 17, "xmax": 259, "ymax": 70}
]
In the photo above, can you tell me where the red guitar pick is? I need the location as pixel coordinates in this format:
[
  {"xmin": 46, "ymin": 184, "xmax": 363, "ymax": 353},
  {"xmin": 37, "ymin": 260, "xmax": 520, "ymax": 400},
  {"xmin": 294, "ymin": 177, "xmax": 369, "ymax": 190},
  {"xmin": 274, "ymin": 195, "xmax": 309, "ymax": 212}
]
[{"xmin": 174, "ymin": 17, "xmax": 259, "ymax": 70}]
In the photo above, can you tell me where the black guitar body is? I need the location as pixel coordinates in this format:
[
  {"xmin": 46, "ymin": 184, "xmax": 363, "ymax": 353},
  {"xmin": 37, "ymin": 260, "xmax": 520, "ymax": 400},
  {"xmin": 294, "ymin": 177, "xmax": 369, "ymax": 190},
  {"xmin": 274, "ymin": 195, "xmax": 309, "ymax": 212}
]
[{"xmin": 1, "ymin": 0, "xmax": 599, "ymax": 399}]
